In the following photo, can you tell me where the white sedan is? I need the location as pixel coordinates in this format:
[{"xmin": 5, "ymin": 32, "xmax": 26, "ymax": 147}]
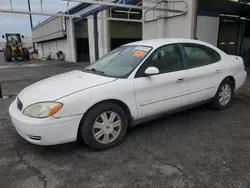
[{"xmin": 9, "ymin": 39, "xmax": 247, "ymax": 150}]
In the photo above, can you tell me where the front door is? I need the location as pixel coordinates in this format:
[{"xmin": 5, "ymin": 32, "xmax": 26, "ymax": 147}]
[{"xmin": 134, "ymin": 44, "xmax": 190, "ymax": 120}]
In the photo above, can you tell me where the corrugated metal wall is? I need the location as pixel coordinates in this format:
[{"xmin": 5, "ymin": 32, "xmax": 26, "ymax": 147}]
[{"xmin": 32, "ymin": 17, "xmax": 65, "ymax": 43}]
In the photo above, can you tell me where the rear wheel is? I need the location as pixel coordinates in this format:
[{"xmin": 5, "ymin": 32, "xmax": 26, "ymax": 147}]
[
  {"xmin": 80, "ymin": 102, "xmax": 128, "ymax": 150},
  {"xmin": 4, "ymin": 48, "xmax": 12, "ymax": 62},
  {"xmin": 23, "ymin": 48, "xmax": 30, "ymax": 61},
  {"xmin": 212, "ymin": 79, "xmax": 234, "ymax": 110}
]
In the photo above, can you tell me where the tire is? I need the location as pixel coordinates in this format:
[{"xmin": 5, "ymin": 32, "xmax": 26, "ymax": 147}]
[
  {"xmin": 4, "ymin": 48, "xmax": 12, "ymax": 62},
  {"xmin": 212, "ymin": 79, "xmax": 234, "ymax": 110},
  {"xmin": 14, "ymin": 54, "xmax": 25, "ymax": 62},
  {"xmin": 22, "ymin": 48, "xmax": 30, "ymax": 61},
  {"xmin": 80, "ymin": 102, "xmax": 128, "ymax": 150}
]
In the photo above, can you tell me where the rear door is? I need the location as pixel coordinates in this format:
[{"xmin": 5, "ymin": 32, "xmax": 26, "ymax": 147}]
[{"xmin": 181, "ymin": 43, "xmax": 223, "ymax": 104}]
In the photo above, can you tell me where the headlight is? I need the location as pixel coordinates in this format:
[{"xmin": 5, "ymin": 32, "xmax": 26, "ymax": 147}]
[{"xmin": 23, "ymin": 102, "xmax": 63, "ymax": 118}]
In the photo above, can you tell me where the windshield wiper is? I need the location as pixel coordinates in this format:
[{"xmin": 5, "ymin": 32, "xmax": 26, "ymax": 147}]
[{"xmin": 84, "ymin": 68, "xmax": 105, "ymax": 75}]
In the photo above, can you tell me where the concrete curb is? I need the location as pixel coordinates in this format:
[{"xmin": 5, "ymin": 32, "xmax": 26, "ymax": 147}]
[{"xmin": 32, "ymin": 56, "xmax": 47, "ymax": 61}]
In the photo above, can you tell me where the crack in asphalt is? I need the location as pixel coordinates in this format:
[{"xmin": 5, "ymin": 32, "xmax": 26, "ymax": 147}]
[
  {"xmin": 1, "ymin": 117, "xmax": 48, "ymax": 188},
  {"xmin": 141, "ymin": 146, "xmax": 192, "ymax": 188},
  {"xmin": 172, "ymin": 164, "xmax": 192, "ymax": 188},
  {"xmin": 14, "ymin": 142, "xmax": 48, "ymax": 188}
]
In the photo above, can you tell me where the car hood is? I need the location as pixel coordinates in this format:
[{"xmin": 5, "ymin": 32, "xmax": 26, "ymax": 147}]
[{"xmin": 18, "ymin": 70, "xmax": 116, "ymax": 107}]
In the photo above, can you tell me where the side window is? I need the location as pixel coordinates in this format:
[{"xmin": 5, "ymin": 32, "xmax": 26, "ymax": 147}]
[
  {"xmin": 183, "ymin": 44, "xmax": 221, "ymax": 69},
  {"xmin": 136, "ymin": 44, "xmax": 183, "ymax": 77}
]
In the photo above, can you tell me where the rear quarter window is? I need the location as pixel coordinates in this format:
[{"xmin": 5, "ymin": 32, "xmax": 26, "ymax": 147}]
[{"xmin": 182, "ymin": 43, "xmax": 221, "ymax": 69}]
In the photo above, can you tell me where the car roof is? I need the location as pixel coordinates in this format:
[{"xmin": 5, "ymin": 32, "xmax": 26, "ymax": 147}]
[{"xmin": 124, "ymin": 38, "xmax": 215, "ymax": 49}]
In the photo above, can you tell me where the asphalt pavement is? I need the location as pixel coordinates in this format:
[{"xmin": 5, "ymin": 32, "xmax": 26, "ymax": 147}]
[
  {"xmin": 0, "ymin": 52, "xmax": 86, "ymax": 97},
  {"xmin": 0, "ymin": 52, "xmax": 250, "ymax": 188}
]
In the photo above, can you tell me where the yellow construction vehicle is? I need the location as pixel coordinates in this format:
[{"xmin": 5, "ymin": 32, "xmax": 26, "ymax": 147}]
[{"xmin": 2, "ymin": 33, "xmax": 30, "ymax": 62}]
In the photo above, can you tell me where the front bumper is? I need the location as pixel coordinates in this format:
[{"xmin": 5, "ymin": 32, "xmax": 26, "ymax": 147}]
[{"xmin": 9, "ymin": 100, "xmax": 83, "ymax": 146}]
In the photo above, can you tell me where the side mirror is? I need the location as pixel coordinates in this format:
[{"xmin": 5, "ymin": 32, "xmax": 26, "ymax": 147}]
[
  {"xmin": 144, "ymin": 67, "xmax": 159, "ymax": 76},
  {"xmin": 2, "ymin": 35, "xmax": 4, "ymax": 39},
  {"xmin": 21, "ymin": 35, "xmax": 24, "ymax": 38}
]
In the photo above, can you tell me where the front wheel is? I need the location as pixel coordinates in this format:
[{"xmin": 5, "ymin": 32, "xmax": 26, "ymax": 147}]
[
  {"xmin": 4, "ymin": 48, "xmax": 12, "ymax": 62},
  {"xmin": 212, "ymin": 79, "xmax": 234, "ymax": 110},
  {"xmin": 80, "ymin": 102, "xmax": 128, "ymax": 150}
]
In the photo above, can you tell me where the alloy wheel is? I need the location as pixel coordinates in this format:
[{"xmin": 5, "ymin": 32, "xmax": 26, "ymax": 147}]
[
  {"xmin": 92, "ymin": 111, "xmax": 122, "ymax": 144},
  {"xmin": 219, "ymin": 84, "xmax": 232, "ymax": 106}
]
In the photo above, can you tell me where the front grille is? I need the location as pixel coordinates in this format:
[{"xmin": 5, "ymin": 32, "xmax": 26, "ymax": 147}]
[{"xmin": 17, "ymin": 98, "xmax": 23, "ymax": 111}]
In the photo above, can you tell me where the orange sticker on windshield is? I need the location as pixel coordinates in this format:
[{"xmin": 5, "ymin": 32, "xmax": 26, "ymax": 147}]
[{"xmin": 133, "ymin": 51, "xmax": 145, "ymax": 57}]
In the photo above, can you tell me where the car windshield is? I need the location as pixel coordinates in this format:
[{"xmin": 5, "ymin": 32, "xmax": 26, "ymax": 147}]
[{"xmin": 83, "ymin": 45, "xmax": 152, "ymax": 78}]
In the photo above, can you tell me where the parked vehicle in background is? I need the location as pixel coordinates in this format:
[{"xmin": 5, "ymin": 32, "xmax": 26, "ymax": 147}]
[
  {"xmin": 9, "ymin": 38, "xmax": 247, "ymax": 150},
  {"xmin": 2, "ymin": 33, "xmax": 30, "ymax": 62}
]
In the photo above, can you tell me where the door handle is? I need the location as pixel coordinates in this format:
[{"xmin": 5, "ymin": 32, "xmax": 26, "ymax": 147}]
[
  {"xmin": 177, "ymin": 77, "xmax": 187, "ymax": 83},
  {"xmin": 216, "ymin": 69, "xmax": 222, "ymax": 74}
]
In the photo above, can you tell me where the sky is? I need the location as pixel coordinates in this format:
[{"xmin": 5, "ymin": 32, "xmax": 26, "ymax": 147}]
[{"xmin": 0, "ymin": 0, "xmax": 79, "ymax": 38}]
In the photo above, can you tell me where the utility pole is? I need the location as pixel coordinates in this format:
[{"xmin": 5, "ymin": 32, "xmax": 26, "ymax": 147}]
[{"xmin": 28, "ymin": 0, "xmax": 35, "ymax": 52}]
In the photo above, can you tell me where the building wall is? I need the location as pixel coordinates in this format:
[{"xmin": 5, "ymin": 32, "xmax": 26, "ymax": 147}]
[
  {"xmin": 143, "ymin": 1, "xmax": 167, "ymax": 39},
  {"xmin": 37, "ymin": 43, "xmax": 43, "ymax": 57},
  {"xmin": 43, "ymin": 42, "xmax": 50, "ymax": 59},
  {"xmin": 32, "ymin": 1, "xmax": 118, "ymax": 63},
  {"xmin": 143, "ymin": 21, "xmax": 159, "ymax": 39},
  {"xmin": 36, "ymin": 39, "xmax": 70, "ymax": 61},
  {"xmin": 87, "ymin": 17, "xmax": 96, "ymax": 63},
  {"xmin": 32, "ymin": 17, "xmax": 65, "ymax": 43},
  {"xmin": 110, "ymin": 21, "xmax": 142, "ymax": 39},
  {"xmin": 165, "ymin": 0, "xmax": 197, "ymax": 38},
  {"xmin": 143, "ymin": 0, "xmax": 197, "ymax": 39},
  {"xmin": 98, "ymin": 10, "xmax": 110, "ymax": 59},
  {"xmin": 22, "ymin": 37, "xmax": 33, "ymax": 48},
  {"xmin": 196, "ymin": 15, "xmax": 220, "ymax": 46},
  {"xmin": 58, "ymin": 39, "xmax": 70, "ymax": 61}
]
